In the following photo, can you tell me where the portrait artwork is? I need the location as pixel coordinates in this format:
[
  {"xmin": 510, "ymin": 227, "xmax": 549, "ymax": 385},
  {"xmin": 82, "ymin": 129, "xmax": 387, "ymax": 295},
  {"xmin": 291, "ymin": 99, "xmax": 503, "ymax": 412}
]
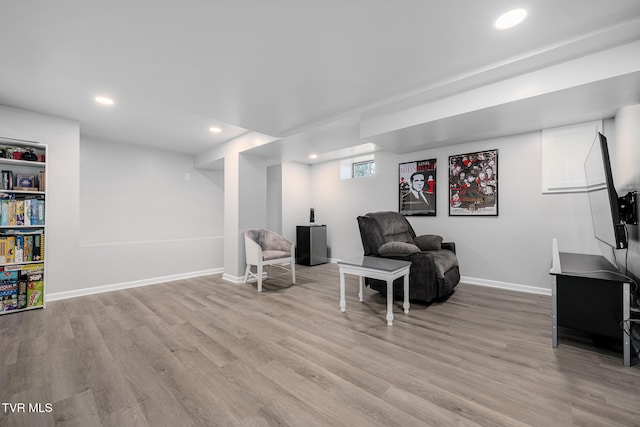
[{"xmin": 399, "ymin": 159, "xmax": 436, "ymax": 216}]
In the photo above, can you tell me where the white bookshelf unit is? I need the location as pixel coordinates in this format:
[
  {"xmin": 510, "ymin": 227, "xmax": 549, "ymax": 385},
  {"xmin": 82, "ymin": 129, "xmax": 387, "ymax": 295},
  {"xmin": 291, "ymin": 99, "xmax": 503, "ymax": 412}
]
[{"xmin": 0, "ymin": 137, "xmax": 47, "ymax": 315}]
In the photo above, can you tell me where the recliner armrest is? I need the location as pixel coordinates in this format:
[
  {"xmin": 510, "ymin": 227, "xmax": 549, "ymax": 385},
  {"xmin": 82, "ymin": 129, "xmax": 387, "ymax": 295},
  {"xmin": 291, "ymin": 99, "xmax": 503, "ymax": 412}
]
[
  {"xmin": 414, "ymin": 234, "xmax": 443, "ymax": 251},
  {"xmin": 442, "ymin": 242, "xmax": 456, "ymax": 254}
]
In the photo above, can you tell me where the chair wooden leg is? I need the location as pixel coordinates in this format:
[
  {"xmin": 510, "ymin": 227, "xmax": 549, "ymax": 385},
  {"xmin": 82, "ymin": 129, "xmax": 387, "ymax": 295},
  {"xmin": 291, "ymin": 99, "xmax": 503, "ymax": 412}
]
[
  {"xmin": 244, "ymin": 265, "xmax": 251, "ymax": 283},
  {"xmin": 257, "ymin": 264, "xmax": 263, "ymax": 292}
]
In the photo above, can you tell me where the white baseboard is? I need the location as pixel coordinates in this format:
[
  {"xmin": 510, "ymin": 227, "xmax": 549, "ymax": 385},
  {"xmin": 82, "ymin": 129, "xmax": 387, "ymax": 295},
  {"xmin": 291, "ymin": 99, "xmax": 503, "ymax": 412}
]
[
  {"xmin": 47, "ymin": 268, "xmax": 223, "ymax": 302},
  {"xmin": 320, "ymin": 259, "xmax": 550, "ymax": 296},
  {"xmin": 44, "ymin": 268, "xmax": 551, "ymax": 302},
  {"xmin": 222, "ymin": 273, "xmax": 246, "ymax": 284},
  {"xmin": 225, "ymin": 267, "xmax": 284, "ymax": 284},
  {"xmin": 461, "ymin": 276, "xmax": 551, "ymax": 296}
]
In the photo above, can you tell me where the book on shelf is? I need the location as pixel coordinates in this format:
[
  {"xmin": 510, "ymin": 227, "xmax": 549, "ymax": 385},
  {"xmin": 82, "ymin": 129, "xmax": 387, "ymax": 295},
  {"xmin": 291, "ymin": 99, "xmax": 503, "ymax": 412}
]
[
  {"xmin": 7, "ymin": 200, "xmax": 15, "ymax": 226},
  {"xmin": 0, "ymin": 270, "xmax": 18, "ymax": 313},
  {"xmin": 0, "ymin": 264, "xmax": 45, "ymax": 311},
  {"xmin": 37, "ymin": 199, "xmax": 45, "ymax": 225},
  {"xmin": 0, "ymin": 199, "xmax": 7, "ymax": 226},
  {"xmin": 26, "ymin": 198, "xmax": 46, "ymax": 226},
  {"xmin": 15, "ymin": 200, "xmax": 24, "ymax": 226},
  {"xmin": 24, "ymin": 199, "xmax": 30, "ymax": 226},
  {"xmin": 0, "ymin": 230, "xmax": 44, "ymax": 264},
  {"xmin": 1, "ymin": 171, "xmax": 13, "ymax": 191},
  {"xmin": 24, "ymin": 235, "xmax": 32, "ymax": 262},
  {"xmin": 0, "ymin": 276, "xmax": 26, "ymax": 312},
  {"xmin": 38, "ymin": 171, "xmax": 45, "ymax": 192},
  {"xmin": 7, "ymin": 237, "xmax": 14, "ymax": 263},
  {"xmin": 21, "ymin": 263, "xmax": 44, "ymax": 308},
  {"xmin": 17, "ymin": 278, "xmax": 27, "ymax": 309},
  {"xmin": 33, "ymin": 234, "xmax": 43, "ymax": 261},
  {"xmin": 0, "ymin": 197, "xmax": 44, "ymax": 227},
  {"xmin": 14, "ymin": 234, "xmax": 23, "ymax": 263},
  {"xmin": 26, "ymin": 270, "xmax": 43, "ymax": 308}
]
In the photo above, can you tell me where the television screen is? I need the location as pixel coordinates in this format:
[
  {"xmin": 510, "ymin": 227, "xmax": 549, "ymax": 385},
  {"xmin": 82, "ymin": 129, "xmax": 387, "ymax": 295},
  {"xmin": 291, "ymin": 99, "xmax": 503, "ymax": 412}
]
[{"xmin": 584, "ymin": 132, "xmax": 627, "ymax": 249}]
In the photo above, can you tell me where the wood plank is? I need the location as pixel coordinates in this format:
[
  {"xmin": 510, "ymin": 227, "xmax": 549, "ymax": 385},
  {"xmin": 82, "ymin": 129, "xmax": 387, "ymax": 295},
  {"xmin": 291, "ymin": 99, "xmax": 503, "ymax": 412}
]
[{"xmin": 0, "ymin": 263, "xmax": 638, "ymax": 426}]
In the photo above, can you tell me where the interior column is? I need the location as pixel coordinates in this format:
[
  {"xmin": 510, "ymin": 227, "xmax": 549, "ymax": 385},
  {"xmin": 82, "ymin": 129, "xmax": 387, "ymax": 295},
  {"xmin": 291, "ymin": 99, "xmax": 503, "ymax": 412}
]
[{"xmin": 223, "ymin": 151, "xmax": 267, "ymax": 281}]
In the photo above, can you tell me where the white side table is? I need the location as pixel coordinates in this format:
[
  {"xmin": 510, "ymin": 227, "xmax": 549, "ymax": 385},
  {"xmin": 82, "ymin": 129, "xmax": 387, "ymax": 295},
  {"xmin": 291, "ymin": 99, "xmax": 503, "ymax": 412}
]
[{"xmin": 338, "ymin": 256, "xmax": 411, "ymax": 325}]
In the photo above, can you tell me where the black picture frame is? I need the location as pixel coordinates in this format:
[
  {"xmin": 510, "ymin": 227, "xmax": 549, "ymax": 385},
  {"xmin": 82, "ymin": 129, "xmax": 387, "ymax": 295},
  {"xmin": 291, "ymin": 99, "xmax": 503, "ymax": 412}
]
[
  {"xmin": 399, "ymin": 159, "xmax": 436, "ymax": 216},
  {"xmin": 449, "ymin": 149, "xmax": 498, "ymax": 216}
]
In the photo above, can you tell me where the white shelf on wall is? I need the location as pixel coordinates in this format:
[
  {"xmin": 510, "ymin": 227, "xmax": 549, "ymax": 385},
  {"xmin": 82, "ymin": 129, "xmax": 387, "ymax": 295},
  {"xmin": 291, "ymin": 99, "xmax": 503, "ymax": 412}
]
[
  {"xmin": 0, "ymin": 158, "xmax": 46, "ymax": 168},
  {"xmin": 0, "ymin": 136, "xmax": 47, "ymax": 316}
]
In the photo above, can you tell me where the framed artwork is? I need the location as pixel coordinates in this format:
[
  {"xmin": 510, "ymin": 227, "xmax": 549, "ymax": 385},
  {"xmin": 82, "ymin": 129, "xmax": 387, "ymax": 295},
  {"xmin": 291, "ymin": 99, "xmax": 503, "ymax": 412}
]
[
  {"xmin": 399, "ymin": 159, "xmax": 436, "ymax": 216},
  {"xmin": 449, "ymin": 149, "xmax": 498, "ymax": 216}
]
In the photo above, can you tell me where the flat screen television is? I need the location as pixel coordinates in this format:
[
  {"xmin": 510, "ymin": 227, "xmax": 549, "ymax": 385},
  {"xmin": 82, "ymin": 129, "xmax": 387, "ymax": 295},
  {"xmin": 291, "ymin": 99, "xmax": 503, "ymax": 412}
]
[{"xmin": 584, "ymin": 132, "xmax": 627, "ymax": 249}]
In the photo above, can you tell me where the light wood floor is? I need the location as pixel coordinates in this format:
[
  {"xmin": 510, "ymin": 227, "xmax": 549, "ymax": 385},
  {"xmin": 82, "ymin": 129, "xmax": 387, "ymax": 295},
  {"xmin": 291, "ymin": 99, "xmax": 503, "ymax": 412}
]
[{"xmin": 1, "ymin": 263, "xmax": 639, "ymax": 427}]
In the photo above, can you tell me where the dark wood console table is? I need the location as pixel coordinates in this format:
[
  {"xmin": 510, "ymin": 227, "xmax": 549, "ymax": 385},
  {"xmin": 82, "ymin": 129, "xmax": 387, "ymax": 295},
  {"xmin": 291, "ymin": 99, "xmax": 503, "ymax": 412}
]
[{"xmin": 550, "ymin": 252, "xmax": 633, "ymax": 366}]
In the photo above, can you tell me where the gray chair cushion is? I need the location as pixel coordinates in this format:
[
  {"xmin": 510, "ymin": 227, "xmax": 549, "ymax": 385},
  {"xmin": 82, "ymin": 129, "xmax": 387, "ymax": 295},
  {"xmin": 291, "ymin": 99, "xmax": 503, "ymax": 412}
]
[
  {"xmin": 260, "ymin": 230, "xmax": 292, "ymax": 252},
  {"xmin": 414, "ymin": 235, "xmax": 443, "ymax": 251},
  {"xmin": 432, "ymin": 250, "xmax": 459, "ymax": 278},
  {"xmin": 245, "ymin": 228, "xmax": 293, "ymax": 255},
  {"xmin": 262, "ymin": 250, "xmax": 291, "ymax": 261},
  {"xmin": 245, "ymin": 229, "xmax": 262, "ymax": 244},
  {"xmin": 378, "ymin": 242, "xmax": 420, "ymax": 256}
]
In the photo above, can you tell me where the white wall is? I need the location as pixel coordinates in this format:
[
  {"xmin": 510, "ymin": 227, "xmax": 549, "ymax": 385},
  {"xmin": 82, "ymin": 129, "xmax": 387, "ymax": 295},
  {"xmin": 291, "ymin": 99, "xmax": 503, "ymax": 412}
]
[
  {"xmin": 281, "ymin": 162, "xmax": 311, "ymax": 243},
  {"xmin": 1, "ymin": 105, "xmax": 227, "ymax": 299},
  {"xmin": 311, "ymin": 131, "xmax": 601, "ymax": 291},
  {"xmin": 78, "ymin": 138, "xmax": 224, "ymax": 288},
  {"xmin": 0, "ymin": 104, "xmax": 81, "ymax": 294},
  {"xmin": 613, "ymin": 104, "xmax": 640, "ymax": 280},
  {"xmin": 267, "ymin": 164, "xmax": 282, "ymax": 234}
]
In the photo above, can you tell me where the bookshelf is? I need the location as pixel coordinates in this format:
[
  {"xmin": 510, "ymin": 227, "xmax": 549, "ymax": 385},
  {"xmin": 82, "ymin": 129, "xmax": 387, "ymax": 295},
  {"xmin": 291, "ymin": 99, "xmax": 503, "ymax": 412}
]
[{"xmin": 0, "ymin": 137, "xmax": 46, "ymax": 315}]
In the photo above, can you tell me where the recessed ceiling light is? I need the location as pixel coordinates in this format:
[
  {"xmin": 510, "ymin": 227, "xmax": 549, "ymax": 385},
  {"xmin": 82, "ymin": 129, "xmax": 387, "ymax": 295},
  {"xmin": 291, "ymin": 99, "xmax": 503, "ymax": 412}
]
[
  {"xmin": 94, "ymin": 96, "xmax": 114, "ymax": 105},
  {"xmin": 309, "ymin": 154, "xmax": 318, "ymax": 159},
  {"xmin": 494, "ymin": 8, "xmax": 527, "ymax": 30},
  {"xmin": 209, "ymin": 127, "xmax": 222, "ymax": 133}
]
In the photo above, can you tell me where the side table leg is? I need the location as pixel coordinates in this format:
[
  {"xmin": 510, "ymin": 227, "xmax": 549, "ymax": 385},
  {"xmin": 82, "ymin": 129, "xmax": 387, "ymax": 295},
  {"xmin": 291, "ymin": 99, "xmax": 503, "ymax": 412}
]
[
  {"xmin": 340, "ymin": 270, "xmax": 346, "ymax": 312},
  {"xmin": 403, "ymin": 272, "xmax": 410, "ymax": 314},
  {"xmin": 358, "ymin": 276, "xmax": 364, "ymax": 302},
  {"xmin": 386, "ymin": 279, "xmax": 394, "ymax": 326}
]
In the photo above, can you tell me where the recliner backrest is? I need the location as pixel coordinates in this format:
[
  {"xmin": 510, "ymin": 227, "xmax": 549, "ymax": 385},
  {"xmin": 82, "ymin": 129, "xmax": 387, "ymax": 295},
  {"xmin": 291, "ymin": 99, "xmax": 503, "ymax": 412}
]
[
  {"xmin": 357, "ymin": 211, "xmax": 419, "ymax": 255},
  {"xmin": 367, "ymin": 211, "xmax": 416, "ymax": 243},
  {"xmin": 357, "ymin": 216, "xmax": 385, "ymax": 255}
]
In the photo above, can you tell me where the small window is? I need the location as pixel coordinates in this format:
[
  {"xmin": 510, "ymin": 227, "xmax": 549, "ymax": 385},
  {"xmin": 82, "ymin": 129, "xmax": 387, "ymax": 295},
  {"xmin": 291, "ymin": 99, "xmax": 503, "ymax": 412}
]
[
  {"xmin": 352, "ymin": 160, "xmax": 375, "ymax": 178},
  {"xmin": 340, "ymin": 154, "xmax": 375, "ymax": 180}
]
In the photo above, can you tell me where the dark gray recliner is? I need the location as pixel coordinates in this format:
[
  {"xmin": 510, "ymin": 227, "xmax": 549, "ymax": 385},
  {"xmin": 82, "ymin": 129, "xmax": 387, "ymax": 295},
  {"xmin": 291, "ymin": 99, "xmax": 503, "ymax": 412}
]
[{"xmin": 357, "ymin": 211, "xmax": 460, "ymax": 303}]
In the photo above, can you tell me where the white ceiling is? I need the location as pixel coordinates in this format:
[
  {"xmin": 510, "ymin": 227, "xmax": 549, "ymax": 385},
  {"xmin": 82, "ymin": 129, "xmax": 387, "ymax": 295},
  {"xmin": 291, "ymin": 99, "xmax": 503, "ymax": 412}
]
[{"xmin": 1, "ymin": 1, "xmax": 639, "ymax": 160}]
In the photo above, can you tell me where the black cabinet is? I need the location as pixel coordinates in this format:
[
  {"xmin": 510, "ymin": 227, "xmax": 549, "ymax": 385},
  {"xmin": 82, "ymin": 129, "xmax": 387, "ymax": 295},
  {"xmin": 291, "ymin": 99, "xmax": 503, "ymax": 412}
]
[
  {"xmin": 551, "ymin": 252, "xmax": 634, "ymax": 366},
  {"xmin": 296, "ymin": 225, "xmax": 328, "ymax": 266}
]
